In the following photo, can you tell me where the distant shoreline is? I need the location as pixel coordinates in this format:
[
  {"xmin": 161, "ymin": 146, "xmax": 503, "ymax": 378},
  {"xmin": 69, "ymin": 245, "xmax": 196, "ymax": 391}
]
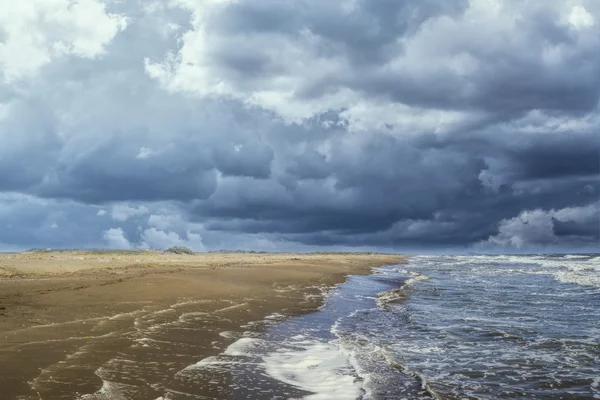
[{"xmin": 0, "ymin": 250, "xmax": 402, "ymax": 278}]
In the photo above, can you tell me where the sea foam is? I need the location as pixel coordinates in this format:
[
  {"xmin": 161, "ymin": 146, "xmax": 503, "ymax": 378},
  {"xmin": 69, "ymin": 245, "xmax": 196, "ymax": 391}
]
[{"xmin": 263, "ymin": 335, "xmax": 361, "ymax": 400}]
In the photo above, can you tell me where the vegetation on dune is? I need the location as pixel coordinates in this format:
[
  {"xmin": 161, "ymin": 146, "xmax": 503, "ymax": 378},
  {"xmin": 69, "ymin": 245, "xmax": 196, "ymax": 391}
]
[
  {"xmin": 22, "ymin": 248, "xmax": 393, "ymax": 256},
  {"xmin": 164, "ymin": 246, "xmax": 194, "ymax": 255}
]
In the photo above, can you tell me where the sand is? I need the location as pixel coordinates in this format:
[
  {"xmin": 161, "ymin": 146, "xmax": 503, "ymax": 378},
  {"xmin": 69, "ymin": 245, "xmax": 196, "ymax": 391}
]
[{"xmin": 0, "ymin": 251, "xmax": 404, "ymax": 399}]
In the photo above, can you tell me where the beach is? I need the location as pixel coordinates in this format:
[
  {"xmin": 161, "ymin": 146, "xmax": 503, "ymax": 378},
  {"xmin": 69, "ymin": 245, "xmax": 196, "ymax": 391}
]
[{"xmin": 0, "ymin": 251, "xmax": 403, "ymax": 399}]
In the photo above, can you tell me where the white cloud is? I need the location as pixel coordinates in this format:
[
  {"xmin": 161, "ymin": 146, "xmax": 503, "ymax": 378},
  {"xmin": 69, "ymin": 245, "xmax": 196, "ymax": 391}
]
[
  {"xmin": 146, "ymin": 208, "xmax": 207, "ymax": 232},
  {"xmin": 0, "ymin": 0, "xmax": 127, "ymax": 83},
  {"xmin": 111, "ymin": 204, "xmax": 149, "ymax": 221},
  {"xmin": 97, "ymin": 209, "xmax": 107, "ymax": 216},
  {"xmin": 145, "ymin": 0, "xmax": 600, "ymax": 130},
  {"xmin": 136, "ymin": 146, "xmax": 162, "ymax": 159},
  {"xmin": 482, "ymin": 202, "xmax": 599, "ymax": 249},
  {"xmin": 147, "ymin": 214, "xmax": 175, "ymax": 230},
  {"xmin": 338, "ymin": 100, "xmax": 487, "ymax": 135},
  {"xmin": 487, "ymin": 209, "xmax": 556, "ymax": 249},
  {"xmin": 102, "ymin": 227, "xmax": 131, "ymax": 249},
  {"xmin": 140, "ymin": 227, "xmax": 206, "ymax": 251},
  {"xmin": 568, "ymin": 5, "xmax": 595, "ymax": 29},
  {"xmin": 143, "ymin": 1, "xmax": 362, "ymax": 124}
]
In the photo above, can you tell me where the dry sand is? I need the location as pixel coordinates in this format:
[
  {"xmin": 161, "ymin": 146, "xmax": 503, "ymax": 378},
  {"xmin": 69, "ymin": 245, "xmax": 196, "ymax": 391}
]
[{"xmin": 0, "ymin": 251, "xmax": 404, "ymax": 399}]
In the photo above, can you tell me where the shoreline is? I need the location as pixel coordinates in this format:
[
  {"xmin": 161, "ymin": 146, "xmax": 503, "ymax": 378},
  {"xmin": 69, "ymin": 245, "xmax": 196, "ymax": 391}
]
[{"xmin": 0, "ymin": 251, "xmax": 404, "ymax": 399}]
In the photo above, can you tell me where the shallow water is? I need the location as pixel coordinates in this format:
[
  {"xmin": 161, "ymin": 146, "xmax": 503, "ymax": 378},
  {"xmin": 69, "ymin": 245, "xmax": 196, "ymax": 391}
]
[{"xmin": 195, "ymin": 254, "xmax": 600, "ymax": 399}]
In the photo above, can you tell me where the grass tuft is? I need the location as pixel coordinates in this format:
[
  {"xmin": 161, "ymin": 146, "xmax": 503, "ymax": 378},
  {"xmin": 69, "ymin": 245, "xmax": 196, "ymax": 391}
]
[{"xmin": 164, "ymin": 246, "xmax": 194, "ymax": 255}]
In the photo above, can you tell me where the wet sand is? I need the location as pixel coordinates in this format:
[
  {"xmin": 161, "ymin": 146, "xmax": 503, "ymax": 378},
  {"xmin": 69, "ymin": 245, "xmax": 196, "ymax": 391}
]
[{"xmin": 0, "ymin": 251, "xmax": 404, "ymax": 399}]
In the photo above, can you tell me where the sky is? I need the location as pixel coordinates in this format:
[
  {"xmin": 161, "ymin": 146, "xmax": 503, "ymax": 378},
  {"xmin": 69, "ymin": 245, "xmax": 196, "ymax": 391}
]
[{"xmin": 0, "ymin": 0, "xmax": 598, "ymax": 253}]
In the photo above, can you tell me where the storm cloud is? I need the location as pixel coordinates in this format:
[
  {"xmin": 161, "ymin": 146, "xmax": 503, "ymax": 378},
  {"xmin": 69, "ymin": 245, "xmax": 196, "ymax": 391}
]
[{"xmin": 0, "ymin": 0, "xmax": 598, "ymax": 252}]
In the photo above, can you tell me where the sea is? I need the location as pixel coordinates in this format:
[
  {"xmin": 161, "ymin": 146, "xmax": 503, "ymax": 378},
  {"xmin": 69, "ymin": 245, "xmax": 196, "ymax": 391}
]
[{"xmin": 182, "ymin": 254, "xmax": 600, "ymax": 399}]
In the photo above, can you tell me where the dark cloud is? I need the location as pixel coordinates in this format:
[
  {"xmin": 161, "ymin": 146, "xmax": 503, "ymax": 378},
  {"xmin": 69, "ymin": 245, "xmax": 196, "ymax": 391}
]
[
  {"xmin": 0, "ymin": 0, "xmax": 598, "ymax": 252},
  {"xmin": 510, "ymin": 135, "xmax": 599, "ymax": 180},
  {"xmin": 36, "ymin": 138, "xmax": 218, "ymax": 203},
  {"xmin": 553, "ymin": 217, "xmax": 600, "ymax": 238},
  {"xmin": 213, "ymin": 139, "xmax": 274, "ymax": 179},
  {"xmin": 169, "ymin": 0, "xmax": 600, "ymax": 120},
  {"xmin": 191, "ymin": 126, "xmax": 598, "ymax": 249}
]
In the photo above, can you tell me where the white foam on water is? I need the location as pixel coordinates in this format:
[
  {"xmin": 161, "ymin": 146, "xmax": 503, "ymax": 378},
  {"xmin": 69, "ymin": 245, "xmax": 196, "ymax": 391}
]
[
  {"xmin": 27, "ymin": 316, "xmax": 106, "ymax": 329},
  {"xmin": 171, "ymin": 299, "xmax": 216, "ymax": 308},
  {"xmin": 241, "ymin": 318, "xmax": 280, "ymax": 329},
  {"xmin": 338, "ymin": 342, "xmax": 378, "ymax": 400},
  {"xmin": 263, "ymin": 335, "xmax": 361, "ymax": 400},
  {"xmin": 181, "ymin": 355, "xmax": 249, "ymax": 372},
  {"xmin": 554, "ymin": 267, "xmax": 600, "ymax": 287},
  {"xmin": 374, "ymin": 255, "xmax": 600, "ymax": 398},
  {"xmin": 563, "ymin": 255, "xmax": 590, "ymax": 259},
  {"xmin": 177, "ymin": 311, "xmax": 210, "ymax": 323},
  {"xmin": 264, "ymin": 312, "xmax": 286, "ymax": 320},
  {"xmin": 182, "ymin": 331, "xmax": 362, "ymax": 399},
  {"xmin": 215, "ymin": 302, "xmax": 248, "ymax": 313},
  {"xmin": 405, "ymin": 271, "xmax": 430, "ymax": 286},
  {"xmin": 592, "ymin": 377, "xmax": 600, "ymax": 399},
  {"xmin": 77, "ymin": 379, "xmax": 129, "ymax": 400},
  {"xmin": 376, "ymin": 271, "xmax": 429, "ymax": 307},
  {"xmin": 223, "ymin": 337, "xmax": 265, "ymax": 356},
  {"xmin": 410, "ymin": 254, "xmax": 600, "ymax": 288},
  {"xmin": 219, "ymin": 330, "xmax": 240, "ymax": 339}
]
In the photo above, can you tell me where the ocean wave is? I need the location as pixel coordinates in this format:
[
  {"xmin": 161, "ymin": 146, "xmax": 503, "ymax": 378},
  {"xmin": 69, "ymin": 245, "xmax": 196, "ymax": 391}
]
[
  {"xmin": 409, "ymin": 254, "xmax": 600, "ymax": 288},
  {"xmin": 223, "ymin": 337, "xmax": 266, "ymax": 356},
  {"xmin": 366, "ymin": 255, "xmax": 600, "ymax": 399},
  {"xmin": 376, "ymin": 346, "xmax": 455, "ymax": 400},
  {"xmin": 77, "ymin": 374, "xmax": 130, "ymax": 400},
  {"xmin": 376, "ymin": 272, "xmax": 429, "ymax": 307},
  {"xmin": 337, "ymin": 333, "xmax": 436, "ymax": 400}
]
